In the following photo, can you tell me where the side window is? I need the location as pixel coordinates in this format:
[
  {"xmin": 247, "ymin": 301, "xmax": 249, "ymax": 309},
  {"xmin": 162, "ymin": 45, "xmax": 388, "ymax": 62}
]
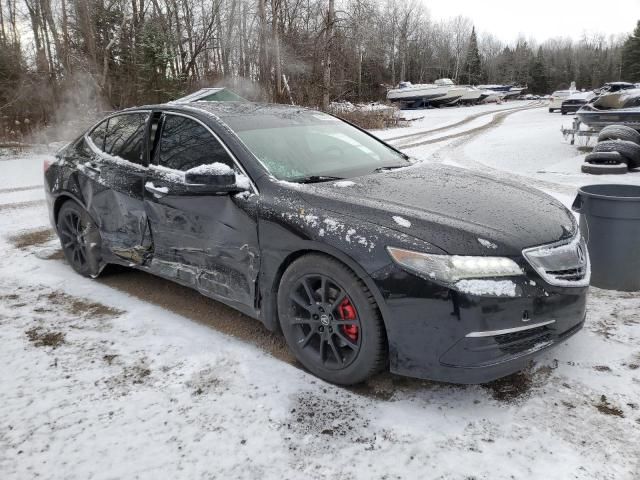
[
  {"xmin": 89, "ymin": 119, "xmax": 108, "ymax": 151},
  {"xmin": 104, "ymin": 113, "xmax": 149, "ymax": 165},
  {"xmin": 157, "ymin": 115, "xmax": 234, "ymax": 172}
]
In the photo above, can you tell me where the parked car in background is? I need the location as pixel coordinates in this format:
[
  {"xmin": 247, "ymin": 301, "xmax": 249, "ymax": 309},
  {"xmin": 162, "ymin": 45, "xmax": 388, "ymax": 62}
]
[
  {"xmin": 44, "ymin": 102, "xmax": 589, "ymax": 386},
  {"xmin": 561, "ymin": 91, "xmax": 596, "ymax": 115},
  {"xmin": 549, "ymin": 90, "xmax": 574, "ymax": 112}
]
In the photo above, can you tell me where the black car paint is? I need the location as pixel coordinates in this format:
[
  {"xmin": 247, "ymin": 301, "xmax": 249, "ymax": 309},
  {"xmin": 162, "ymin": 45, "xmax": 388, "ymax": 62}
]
[
  {"xmin": 561, "ymin": 99, "xmax": 588, "ymax": 115},
  {"xmin": 45, "ymin": 101, "xmax": 587, "ymax": 383}
]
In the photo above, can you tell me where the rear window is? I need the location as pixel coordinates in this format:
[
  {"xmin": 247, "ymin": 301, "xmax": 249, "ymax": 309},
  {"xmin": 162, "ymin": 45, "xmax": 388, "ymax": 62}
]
[
  {"xmin": 552, "ymin": 91, "xmax": 571, "ymax": 98},
  {"xmin": 89, "ymin": 120, "xmax": 108, "ymax": 150},
  {"xmin": 104, "ymin": 113, "xmax": 149, "ymax": 165}
]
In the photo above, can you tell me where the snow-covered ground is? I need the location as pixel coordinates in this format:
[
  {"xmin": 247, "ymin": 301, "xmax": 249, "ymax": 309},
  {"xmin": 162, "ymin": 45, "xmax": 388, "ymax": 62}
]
[{"xmin": 2, "ymin": 104, "xmax": 640, "ymax": 480}]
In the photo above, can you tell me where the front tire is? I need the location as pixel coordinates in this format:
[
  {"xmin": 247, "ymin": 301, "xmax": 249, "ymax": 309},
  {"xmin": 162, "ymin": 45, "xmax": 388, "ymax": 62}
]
[
  {"xmin": 277, "ymin": 254, "xmax": 386, "ymax": 385},
  {"xmin": 57, "ymin": 201, "xmax": 104, "ymax": 278}
]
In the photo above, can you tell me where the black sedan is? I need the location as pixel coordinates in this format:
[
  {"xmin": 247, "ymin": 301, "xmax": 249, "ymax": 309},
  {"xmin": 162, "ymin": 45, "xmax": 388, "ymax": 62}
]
[
  {"xmin": 44, "ymin": 102, "xmax": 590, "ymax": 385},
  {"xmin": 561, "ymin": 92, "xmax": 596, "ymax": 115}
]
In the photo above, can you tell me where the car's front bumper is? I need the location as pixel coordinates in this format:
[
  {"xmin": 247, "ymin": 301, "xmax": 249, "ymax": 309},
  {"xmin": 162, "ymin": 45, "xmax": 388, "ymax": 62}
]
[{"xmin": 372, "ymin": 265, "xmax": 587, "ymax": 384}]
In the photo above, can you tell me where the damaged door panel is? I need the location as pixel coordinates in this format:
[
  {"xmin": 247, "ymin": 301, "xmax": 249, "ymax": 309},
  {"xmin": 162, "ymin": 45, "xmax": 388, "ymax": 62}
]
[
  {"xmin": 143, "ymin": 113, "xmax": 260, "ymax": 310},
  {"xmin": 88, "ymin": 112, "xmax": 152, "ymax": 263}
]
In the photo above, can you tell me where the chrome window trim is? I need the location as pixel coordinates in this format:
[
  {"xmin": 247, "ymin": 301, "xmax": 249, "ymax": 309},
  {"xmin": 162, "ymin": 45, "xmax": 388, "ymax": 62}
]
[{"xmin": 465, "ymin": 320, "xmax": 556, "ymax": 338}]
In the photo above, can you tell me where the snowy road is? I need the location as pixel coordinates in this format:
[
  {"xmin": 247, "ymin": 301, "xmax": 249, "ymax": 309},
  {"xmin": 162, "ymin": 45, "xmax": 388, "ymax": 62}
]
[{"xmin": 2, "ymin": 105, "xmax": 640, "ymax": 479}]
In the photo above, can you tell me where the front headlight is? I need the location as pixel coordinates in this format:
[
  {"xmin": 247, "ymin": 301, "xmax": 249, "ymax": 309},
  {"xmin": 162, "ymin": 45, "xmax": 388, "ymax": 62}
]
[{"xmin": 386, "ymin": 246, "xmax": 523, "ymax": 283}]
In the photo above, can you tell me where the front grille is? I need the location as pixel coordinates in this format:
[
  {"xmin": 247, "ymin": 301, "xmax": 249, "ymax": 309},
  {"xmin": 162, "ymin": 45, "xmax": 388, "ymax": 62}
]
[
  {"xmin": 522, "ymin": 234, "xmax": 590, "ymax": 287},
  {"xmin": 546, "ymin": 266, "xmax": 588, "ymax": 282},
  {"xmin": 500, "ymin": 334, "xmax": 553, "ymax": 355},
  {"xmin": 494, "ymin": 325, "xmax": 548, "ymax": 344}
]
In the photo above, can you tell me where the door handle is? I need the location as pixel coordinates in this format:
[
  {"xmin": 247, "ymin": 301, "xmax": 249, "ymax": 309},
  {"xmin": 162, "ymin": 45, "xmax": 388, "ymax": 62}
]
[{"xmin": 145, "ymin": 182, "xmax": 169, "ymax": 198}]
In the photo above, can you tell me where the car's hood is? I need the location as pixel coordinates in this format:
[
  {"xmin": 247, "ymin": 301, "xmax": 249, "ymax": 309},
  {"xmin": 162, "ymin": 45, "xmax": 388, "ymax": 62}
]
[{"xmin": 295, "ymin": 164, "xmax": 576, "ymax": 256}]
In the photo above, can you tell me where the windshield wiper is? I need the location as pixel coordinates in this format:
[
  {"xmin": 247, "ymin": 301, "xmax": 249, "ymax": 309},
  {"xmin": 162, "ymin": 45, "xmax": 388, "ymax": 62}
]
[
  {"xmin": 291, "ymin": 175, "xmax": 344, "ymax": 184},
  {"xmin": 373, "ymin": 165, "xmax": 407, "ymax": 173}
]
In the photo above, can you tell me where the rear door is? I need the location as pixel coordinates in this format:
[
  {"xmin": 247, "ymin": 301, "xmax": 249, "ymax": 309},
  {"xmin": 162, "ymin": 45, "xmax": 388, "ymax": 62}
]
[
  {"xmin": 89, "ymin": 112, "xmax": 152, "ymax": 262},
  {"xmin": 143, "ymin": 113, "xmax": 260, "ymax": 310}
]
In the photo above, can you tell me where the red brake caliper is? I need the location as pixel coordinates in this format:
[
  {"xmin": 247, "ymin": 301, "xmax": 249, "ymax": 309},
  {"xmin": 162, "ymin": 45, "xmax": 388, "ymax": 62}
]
[{"xmin": 338, "ymin": 298, "xmax": 358, "ymax": 342}]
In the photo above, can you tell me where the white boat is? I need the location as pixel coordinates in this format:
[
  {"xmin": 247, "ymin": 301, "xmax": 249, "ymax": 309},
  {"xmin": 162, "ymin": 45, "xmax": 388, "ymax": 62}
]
[
  {"xmin": 458, "ymin": 86, "xmax": 484, "ymax": 104},
  {"xmin": 504, "ymin": 86, "xmax": 526, "ymax": 98},
  {"xmin": 386, "ymin": 81, "xmax": 450, "ymax": 104},
  {"xmin": 477, "ymin": 84, "xmax": 526, "ymax": 99},
  {"xmin": 478, "ymin": 84, "xmax": 511, "ymax": 92},
  {"xmin": 431, "ymin": 79, "xmax": 469, "ymax": 106},
  {"xmin": 576, "ymin": 87, "xmax": 640, "ymax": 129},
  {"xmin": 387, "ymin": 78, "xmax": 483, "ymax": 108},
  {"xmin": 480, "ymin": 90, "xmax": 506, "ymax": 103}
]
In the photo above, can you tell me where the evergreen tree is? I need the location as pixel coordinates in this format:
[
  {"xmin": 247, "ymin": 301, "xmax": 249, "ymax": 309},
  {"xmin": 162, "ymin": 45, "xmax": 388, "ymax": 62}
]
[
  {"xmin": 530, "ymin": 47, "xmax": 549, "ymax": 94},
  {"xmin": 464, "ymin": 26, "xmax": 482, "ymax": 85},
  {"xmin": 621, "ymin": 20, "xmax": 640, "ymax": 81}
]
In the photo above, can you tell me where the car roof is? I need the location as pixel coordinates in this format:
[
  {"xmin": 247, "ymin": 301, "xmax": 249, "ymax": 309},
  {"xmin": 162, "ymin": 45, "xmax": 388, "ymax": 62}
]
[{"xmin": 122, "ymin": 101, "xmax": 312, "ymax": 119}]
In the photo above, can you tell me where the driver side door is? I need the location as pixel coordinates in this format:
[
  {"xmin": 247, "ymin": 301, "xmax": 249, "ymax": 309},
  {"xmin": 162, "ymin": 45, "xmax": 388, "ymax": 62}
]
[{"xmin": 143, "ymin": 112, "xmax": 260, "ymax": 312}]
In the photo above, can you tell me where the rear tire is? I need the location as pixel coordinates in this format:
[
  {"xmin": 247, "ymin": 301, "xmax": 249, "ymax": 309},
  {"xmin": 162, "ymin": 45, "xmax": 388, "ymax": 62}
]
[
  {"xmin": 277, "ymin": 254, "xmax": 386, "ymax": 385},
  {"xmin": 597, "ymin": 125, "xmax": 640, "ymax": 144},
  {"xmin": 57, "ymin": 201, "xmax": 104, "ymax": 278},
  {"xmin": 594, "ymin": 140, "xmax": 640, "ymax": 168}
]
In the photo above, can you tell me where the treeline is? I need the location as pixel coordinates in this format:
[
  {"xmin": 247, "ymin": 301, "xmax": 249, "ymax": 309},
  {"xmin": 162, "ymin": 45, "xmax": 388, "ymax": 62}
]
[{"xmin": 1, "ymin": 0, "xmax": 639, "ymax": 137}]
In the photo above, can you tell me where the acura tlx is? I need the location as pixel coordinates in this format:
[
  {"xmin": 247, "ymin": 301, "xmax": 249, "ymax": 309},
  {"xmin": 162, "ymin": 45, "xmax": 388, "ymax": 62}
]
[{"xmin": 44, "ymin": 101, "xmax": 589, "ymax": 385}]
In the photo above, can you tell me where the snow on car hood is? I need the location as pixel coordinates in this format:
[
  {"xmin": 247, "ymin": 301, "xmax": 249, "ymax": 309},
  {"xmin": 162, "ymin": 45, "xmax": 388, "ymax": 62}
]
[{"xmin": 297, "ymin": 164, "xmax": 576, "ymax": 256}]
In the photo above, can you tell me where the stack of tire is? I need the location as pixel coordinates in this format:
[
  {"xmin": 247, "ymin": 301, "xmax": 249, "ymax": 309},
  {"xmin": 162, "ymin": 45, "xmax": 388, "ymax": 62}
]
[{"xmin": 582, "ymin": 125, "xmax": 640, "ymax": 175}]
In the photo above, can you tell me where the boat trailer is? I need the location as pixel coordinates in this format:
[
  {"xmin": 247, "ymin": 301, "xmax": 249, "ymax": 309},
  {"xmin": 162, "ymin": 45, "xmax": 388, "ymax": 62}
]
[{"xmin": 561, "ymin": 116, "xmax": 600, "ymax": 146}]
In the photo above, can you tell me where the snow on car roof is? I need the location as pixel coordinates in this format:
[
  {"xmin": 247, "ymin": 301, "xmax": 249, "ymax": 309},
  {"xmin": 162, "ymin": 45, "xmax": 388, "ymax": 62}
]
[{"xmin": 567, "ymin": 91, "xmax": 595, "ymax": 100}]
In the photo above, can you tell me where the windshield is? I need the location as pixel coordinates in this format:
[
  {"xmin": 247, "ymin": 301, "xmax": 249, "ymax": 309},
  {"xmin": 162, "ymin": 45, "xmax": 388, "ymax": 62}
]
[{"xmin": 224, "ymin": 110, "xmax": 408, "ymax": 181}]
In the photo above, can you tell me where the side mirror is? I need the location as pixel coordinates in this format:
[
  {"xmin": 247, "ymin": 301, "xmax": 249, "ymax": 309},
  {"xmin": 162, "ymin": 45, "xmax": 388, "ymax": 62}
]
[{"xmin": 183, "ymin": 165, "xmax": 247, "ymax": 195}]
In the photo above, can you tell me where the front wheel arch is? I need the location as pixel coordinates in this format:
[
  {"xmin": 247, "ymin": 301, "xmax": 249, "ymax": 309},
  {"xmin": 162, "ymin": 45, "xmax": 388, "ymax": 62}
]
[
  {"xmin": 262, "ymin": 245, "xmax": 391, "ymax": 340},
  {"xmin": 276, "ymin": 252, "xmax": 388, "ymax": 383}
]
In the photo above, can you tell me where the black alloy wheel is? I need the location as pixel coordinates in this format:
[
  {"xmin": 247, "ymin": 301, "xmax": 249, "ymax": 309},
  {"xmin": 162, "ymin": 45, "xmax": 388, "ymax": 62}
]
[
  {"xmin": 278, "ymin": 254, "xmax": 386, "ymax": 385},
  {"xmin": 57, "ymin": 201, "xmax": 103, "ymax": 278},
  {"xmin": 287, "ymin": 273, "xmax": 362, "ymax": 369}
]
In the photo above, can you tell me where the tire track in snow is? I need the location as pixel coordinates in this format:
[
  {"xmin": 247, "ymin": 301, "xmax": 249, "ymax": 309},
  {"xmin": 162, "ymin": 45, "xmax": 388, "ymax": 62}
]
[
  {"xmin": 425, "ymin": 106, "xmax": 579, "ymax": 196},
  {"xmin": 0, "ymin": 185, "xmax": 42, "ymax": 194},
  {"xmin": 0, "ymin": 199, "xmax": 46, "ymax": 211},
  {"xmin": 385, "ymin": 101, "xmax": 541, "ymax": 144},
  {"xmin": 399, "ymin": 103, "xmax": 542, "ymax": 149}
]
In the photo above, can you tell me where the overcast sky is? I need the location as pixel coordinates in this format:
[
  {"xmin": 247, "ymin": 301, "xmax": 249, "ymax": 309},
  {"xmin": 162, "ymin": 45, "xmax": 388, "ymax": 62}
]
[{"xmin": 424, "ymin": 0, "xmax": 640, "ymax": 43}]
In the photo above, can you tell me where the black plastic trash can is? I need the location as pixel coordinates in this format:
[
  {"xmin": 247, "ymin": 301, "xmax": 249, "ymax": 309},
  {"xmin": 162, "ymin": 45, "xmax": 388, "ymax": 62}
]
[{"xmin": 572, "ymin": 184, "xmax": 640, "ymax": 291}]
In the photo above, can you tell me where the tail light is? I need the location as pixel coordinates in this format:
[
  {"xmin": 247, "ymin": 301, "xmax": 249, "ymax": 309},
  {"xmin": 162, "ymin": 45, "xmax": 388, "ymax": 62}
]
[{"xmin": 43, "ymin": 158, "xmax": 52, "ymax": 173}]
